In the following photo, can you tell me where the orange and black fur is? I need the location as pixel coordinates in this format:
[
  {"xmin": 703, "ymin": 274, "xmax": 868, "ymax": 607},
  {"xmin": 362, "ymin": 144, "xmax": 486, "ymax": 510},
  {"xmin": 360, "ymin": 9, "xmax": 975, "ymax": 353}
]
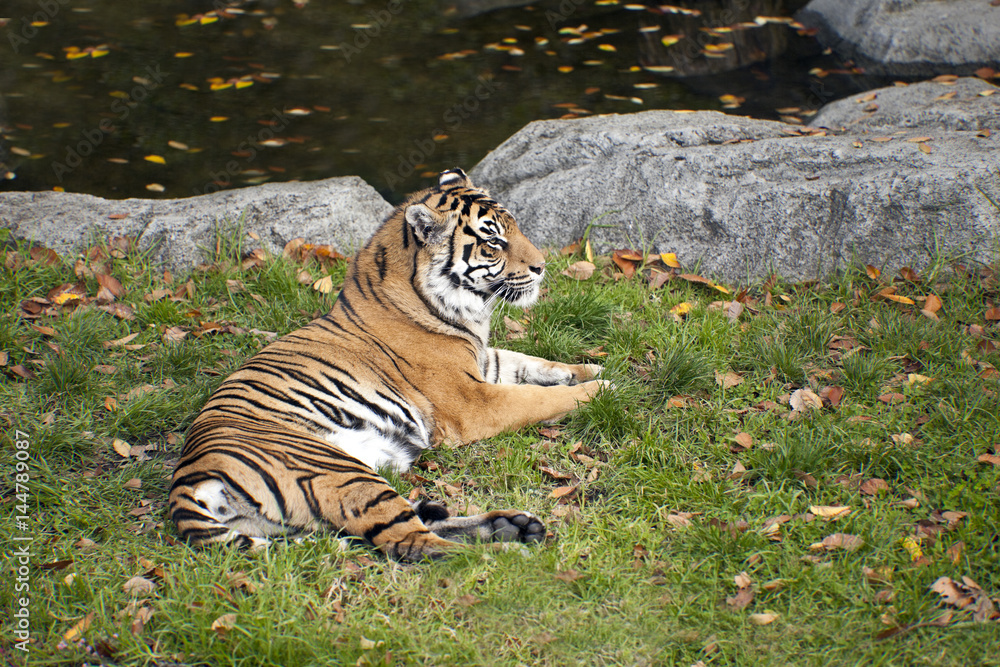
[{"xmin": 169, "ymin": 169, "xmax": 607, "ymax": 560}]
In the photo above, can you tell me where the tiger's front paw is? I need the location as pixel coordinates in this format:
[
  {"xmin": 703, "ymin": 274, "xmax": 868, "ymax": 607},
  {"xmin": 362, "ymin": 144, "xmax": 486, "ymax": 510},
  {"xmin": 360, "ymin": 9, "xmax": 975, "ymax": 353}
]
[
  {"xmin": 487, "ymin": 511, "xmax": 545, "ymax": 543},
  {"xmin": 572, "ymin": 363, "xmax": 604, "ymax": 383}
]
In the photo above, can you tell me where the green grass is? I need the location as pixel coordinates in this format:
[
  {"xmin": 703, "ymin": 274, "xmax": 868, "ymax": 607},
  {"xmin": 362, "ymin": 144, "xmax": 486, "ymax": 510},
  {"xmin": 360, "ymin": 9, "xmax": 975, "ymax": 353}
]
[{"xmin": 1, "ymin": 238, "xmax": 999, "ymax": 667}]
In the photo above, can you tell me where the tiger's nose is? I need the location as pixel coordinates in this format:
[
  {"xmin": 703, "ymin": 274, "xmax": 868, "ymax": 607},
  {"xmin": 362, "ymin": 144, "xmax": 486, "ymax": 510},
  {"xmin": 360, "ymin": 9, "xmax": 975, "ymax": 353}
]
[{"xmin": 528, "ymin": 262, "xmax": 545, "ymax": 275}]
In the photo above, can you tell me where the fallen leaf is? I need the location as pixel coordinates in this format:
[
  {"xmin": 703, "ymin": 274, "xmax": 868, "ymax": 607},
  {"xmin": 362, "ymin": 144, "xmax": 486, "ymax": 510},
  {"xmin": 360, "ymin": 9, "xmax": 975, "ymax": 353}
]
[
  {"xmin": 63, "ymin": 612, "xmax": 95, "ymax": 641},
  {"xmin": 727, "ymin": 587, "xmax": 754, "ymax": 611},
  {"xmin": 809, "ymin": 505, "xmax": 851, "ymax": 520},
  {"xmin": 112, "ymin": 438, "xmax": 132, "ymax": 457},
  {"xmin": 860, "ymin": 478, "xmax": 889, "ymax": 495},
  {"xmin": 122, "ymin": 576, "xmax": 156, "ymax": 595},
  {"xmin": 715, "ymin": 369, "xmax": 743, "ymax": 389},
  {"xmin": 748, "ymin": 613, "xmax": 778, "ymax": 625},
  {"xmin": 104, "ymin": 332, "xmax": 140, "ymax": 348},
  {"xmin": 211, "ymin": 613, "xmax": 237, "ymax": 636},
  {"xmin": 789, "ymin": 388, "xmax": 823, "ymax": 414},
  {"xmin": 815, "ymin": 533, "xmax": 864, "ymax": 551},
  {"xmin": 732, "ymin": 432, "xmax": 753, "ymax": 450},
  {"xmin": 562, "ymin": 261, "xmax": 595, "ymax": 280},
  {"xmin": 549, "ymin": 485, "xmax": 579, "ymax": 499},
  {"xmin": 312, "ymin": 275, "xmax": 334, "ymax": 293},
  {"xmin": 554, "ymin": 569, "xmax": 583, "ymax": 582}
]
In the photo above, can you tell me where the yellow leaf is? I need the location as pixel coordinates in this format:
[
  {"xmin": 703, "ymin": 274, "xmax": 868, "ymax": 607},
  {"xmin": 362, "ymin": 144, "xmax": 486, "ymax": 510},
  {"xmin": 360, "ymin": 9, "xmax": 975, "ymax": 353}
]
[
  {"xmin": 670, "ymin": 302, "xmax": 692, "ymax": 315},
  {"xmin": 882, "ymin": 293, "xmax": 915, "ymax": 305},
  {"xmin": 63, "ymin": 612, "xmax": 95, "ymax": 641},
  {"xmin": 112, "ymin": 438, "xmax": 132, "ymax": 457},
  {"xmin": 210, "ymin": 116, "xmax": 230, "ymax": 122},
  {"xmin": 749, "ymin": 613, "xmax": 779, "ymax": 625},
  {"xmin": 660, "ymin": 252, "xmax": 680, "ymax": 268},
  {"xmin": 312, "ymin": 275, "xmax": 334, "ymax": 293},
  {"xmin": 901, "ymin": 536, "xmax": 923, "ymax": 561},
  {"xmin": 660, "ymin": 35, "xmax": 682, "ymax": 47},
  {"xmin": 584, "ymin": 239, "xmax": 594, "ymax": 263},
  {"xmin": 144, "ymin": 155, "xmax": 166, "ymax": 164},
  {"xmin": 906, "ymin": 373, "xmax": 933, "ymax": 387},
  {"xmin": 809, "ymin": 505, "xmax": 851, "ymax": 519}
]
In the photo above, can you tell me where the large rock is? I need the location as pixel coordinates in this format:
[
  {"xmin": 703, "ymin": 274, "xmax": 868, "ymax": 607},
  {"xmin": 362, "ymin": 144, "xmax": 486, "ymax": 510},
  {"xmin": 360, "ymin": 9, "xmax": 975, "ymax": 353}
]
[
  {"xmin": 470, "ymin": 103, "xmax": 998, "ymax": 282},
  {"xmin": 797, "ymin": 0, "xmax": 1000, "ymax": 77},
  {"xmin": 811, "ymin": 77, "xmax": 1000, "ymax": 131},
  {"xmin": 0, "ymin": 177, "xmax": 392, "ymax": 270}
]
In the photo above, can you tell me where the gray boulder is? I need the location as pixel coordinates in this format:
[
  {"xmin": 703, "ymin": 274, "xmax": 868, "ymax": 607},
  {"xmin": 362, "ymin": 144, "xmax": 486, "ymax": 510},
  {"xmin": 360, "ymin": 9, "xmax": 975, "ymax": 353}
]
[
  {"xmin": 797, "ymin": 0, "xmax": 1000, "ymax": 77},
  {"xmin": 470, "ymin": 105, "xmax": 998, "ymax": 283},
  {"xmin": 0, "ymin": 177, "xmax": 392, "ymax": 270},
  {"xmin": 811, "ymin": 77, "xmax": 1000, "ymax": 131}
]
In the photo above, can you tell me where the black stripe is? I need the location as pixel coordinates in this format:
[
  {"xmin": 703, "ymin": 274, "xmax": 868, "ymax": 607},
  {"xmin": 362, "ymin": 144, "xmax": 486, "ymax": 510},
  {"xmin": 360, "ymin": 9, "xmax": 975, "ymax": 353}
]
[
  {"xmin": 363, "ymin": 509, "xmax": 417, "ymax": 543},
  {"xmin": 375, "ymin": 246, "xmax": 388, "ymax": 281},
  {"xmin": 364, "ymin": 489, "xmax": 399, "ymax": 511}
]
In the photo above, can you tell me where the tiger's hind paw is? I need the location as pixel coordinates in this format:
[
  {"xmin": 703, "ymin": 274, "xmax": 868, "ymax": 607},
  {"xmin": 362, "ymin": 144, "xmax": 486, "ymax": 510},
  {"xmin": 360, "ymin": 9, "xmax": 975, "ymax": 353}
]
[{"xmin": 488, "ymin": 511, "xmax": 545, "ymax": 543}]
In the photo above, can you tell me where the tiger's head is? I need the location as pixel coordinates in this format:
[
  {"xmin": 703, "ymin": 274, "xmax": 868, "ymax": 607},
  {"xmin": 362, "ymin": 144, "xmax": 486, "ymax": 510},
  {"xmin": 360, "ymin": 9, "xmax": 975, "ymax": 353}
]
[{"xmin": 404, "ymin": 168, "xmax": 545, "ymax": 319}]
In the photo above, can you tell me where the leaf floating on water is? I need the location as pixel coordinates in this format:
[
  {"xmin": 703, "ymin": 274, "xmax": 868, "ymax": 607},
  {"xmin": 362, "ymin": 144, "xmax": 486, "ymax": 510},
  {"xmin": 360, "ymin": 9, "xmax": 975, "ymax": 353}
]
[{"xmin": 144, "ymin": 155, "xmax": 166, "ymax": 164}]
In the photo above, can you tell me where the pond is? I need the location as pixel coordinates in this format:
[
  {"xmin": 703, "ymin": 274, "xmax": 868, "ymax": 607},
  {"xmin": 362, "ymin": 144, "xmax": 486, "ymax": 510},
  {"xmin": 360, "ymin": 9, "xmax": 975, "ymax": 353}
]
[{"xmin": 0, "ymin": 0, "xmax": 887, "ymax": 204}]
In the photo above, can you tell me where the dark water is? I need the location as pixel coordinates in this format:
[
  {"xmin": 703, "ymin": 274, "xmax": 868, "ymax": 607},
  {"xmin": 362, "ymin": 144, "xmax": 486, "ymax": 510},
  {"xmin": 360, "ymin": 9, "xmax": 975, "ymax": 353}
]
[{"xmin": 0, "ymin": 0, "xmax": 878, "ymax": 203}]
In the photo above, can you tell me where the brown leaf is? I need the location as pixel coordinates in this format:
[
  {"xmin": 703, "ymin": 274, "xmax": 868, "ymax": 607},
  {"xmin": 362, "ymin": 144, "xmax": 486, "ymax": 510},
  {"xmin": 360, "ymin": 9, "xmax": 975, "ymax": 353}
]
[
  {"xmin": 96, "ymin": 273, "xmax": 126, "ymax": 299},
  {"xmin": 611, "ymin": 249, "xmax": 639, "ymax": 278},
  {"xmin": 539, "ymin": 466, "xmax": 574, "ymax": 481},
  {"xmin": 878, "ymin": 393, "xmax": 907, "ymax": 404},
  {"xmin": 130, "ymin": 606, "xmax": 153, "ymax": 636},
  {"xmin": 977, "ymin": 452, "xmax": 1000, "ymax": 466},
  {"xmin": 714, "ymin": 369, "xmax": 743, "ymax": 389},
  {"xmin": 549, "ymin": 484, "xmax": 579, "ymax": 499},
  {"xmin": 819, "ymin": 533, "xmax": 864, "ymax": 551},
  {"xmin": 122, "ymin": 576, "xmax": 157, "ymax": 595},
  {"xmin": 163, "ymin": 326, "xmax": 188, "ymax": 343},
  {"xmin": 562, "ymin": 261, "xmax": 595, "ymax": 280},
  {"xmin": 9, "ymin": 364, "xmax": 36, "ymax": 380},
  {"xmin": 789, "ymin": 388, "xmax": 823, "ymax": 415},
  {"xmin": 930, "ymin": 577, "xmax": 974, "ymax": 609},
  {"xmin": 860, "ymin": 478, "xmax": 889, "ymax": 496},
  {"xmin": 104, "ymin": 332, "xmax": 140, "ymax": 348},
  {"xmin": 820, "ymin": 385, "xmax": 844, "ymax": 407},
  {"xmin": 726, "ymin": 586, "xmax": 754, "ymax": 611},
  {"xmin": 554, "ymin": 569, "xmax": 583, "ymax": 582},
  {"xmin": 985, "ymin": 307, "xmax": 1000, "ymax": 321},
  {"xmin": 211, "ymin": 613, "xmax": 237, "ymax": 636},
  {"xmin": 99, "ymin": 303, "xmax": 136, "ymax": 320},
  {"xmin": 732, "ymin": 432, "xmax": 753, "ymax": 450}
]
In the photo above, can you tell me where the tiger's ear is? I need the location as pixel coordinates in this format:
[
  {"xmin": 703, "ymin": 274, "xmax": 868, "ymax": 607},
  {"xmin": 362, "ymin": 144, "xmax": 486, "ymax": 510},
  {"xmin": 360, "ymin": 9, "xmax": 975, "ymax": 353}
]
[
  {"xmin": 405, "ymin": 203, "xmax": 445, "ymax": 245},
  {"xmin": 438, "ymin": 168, "xmax": 472, "ymax": 190}
]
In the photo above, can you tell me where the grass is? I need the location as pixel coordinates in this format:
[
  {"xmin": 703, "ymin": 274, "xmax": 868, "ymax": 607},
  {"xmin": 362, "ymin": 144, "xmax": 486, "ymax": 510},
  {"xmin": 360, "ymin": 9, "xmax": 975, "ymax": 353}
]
[{"xmin": 1, "ymin": 234, "xmax": 999, "ymax": 667}]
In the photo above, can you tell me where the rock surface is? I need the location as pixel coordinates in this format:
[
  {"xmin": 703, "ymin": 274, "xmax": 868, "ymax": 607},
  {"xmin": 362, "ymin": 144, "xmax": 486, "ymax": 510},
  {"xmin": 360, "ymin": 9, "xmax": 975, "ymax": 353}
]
[
  {"xmin": 797, "ymin": 0, "xmax": 1000, "ymax": 77},
  {"xmin": 470, "ymin": 101, "xmax": 998, "ymax": 282},
  {"xmin": 811, "ymin": 77, "xmax": 1000, "ymax": 131},
  {"xmin": 0, "ymin": 177, "xmax": 392, "ymax": 270}
]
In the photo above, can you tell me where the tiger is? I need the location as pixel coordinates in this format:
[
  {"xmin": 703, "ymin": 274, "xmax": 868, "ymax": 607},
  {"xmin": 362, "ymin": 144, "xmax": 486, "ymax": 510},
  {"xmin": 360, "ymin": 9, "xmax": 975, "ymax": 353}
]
[{"xmin": 168, "ymin": 168, "xmax": 609, "ymax": 561}]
